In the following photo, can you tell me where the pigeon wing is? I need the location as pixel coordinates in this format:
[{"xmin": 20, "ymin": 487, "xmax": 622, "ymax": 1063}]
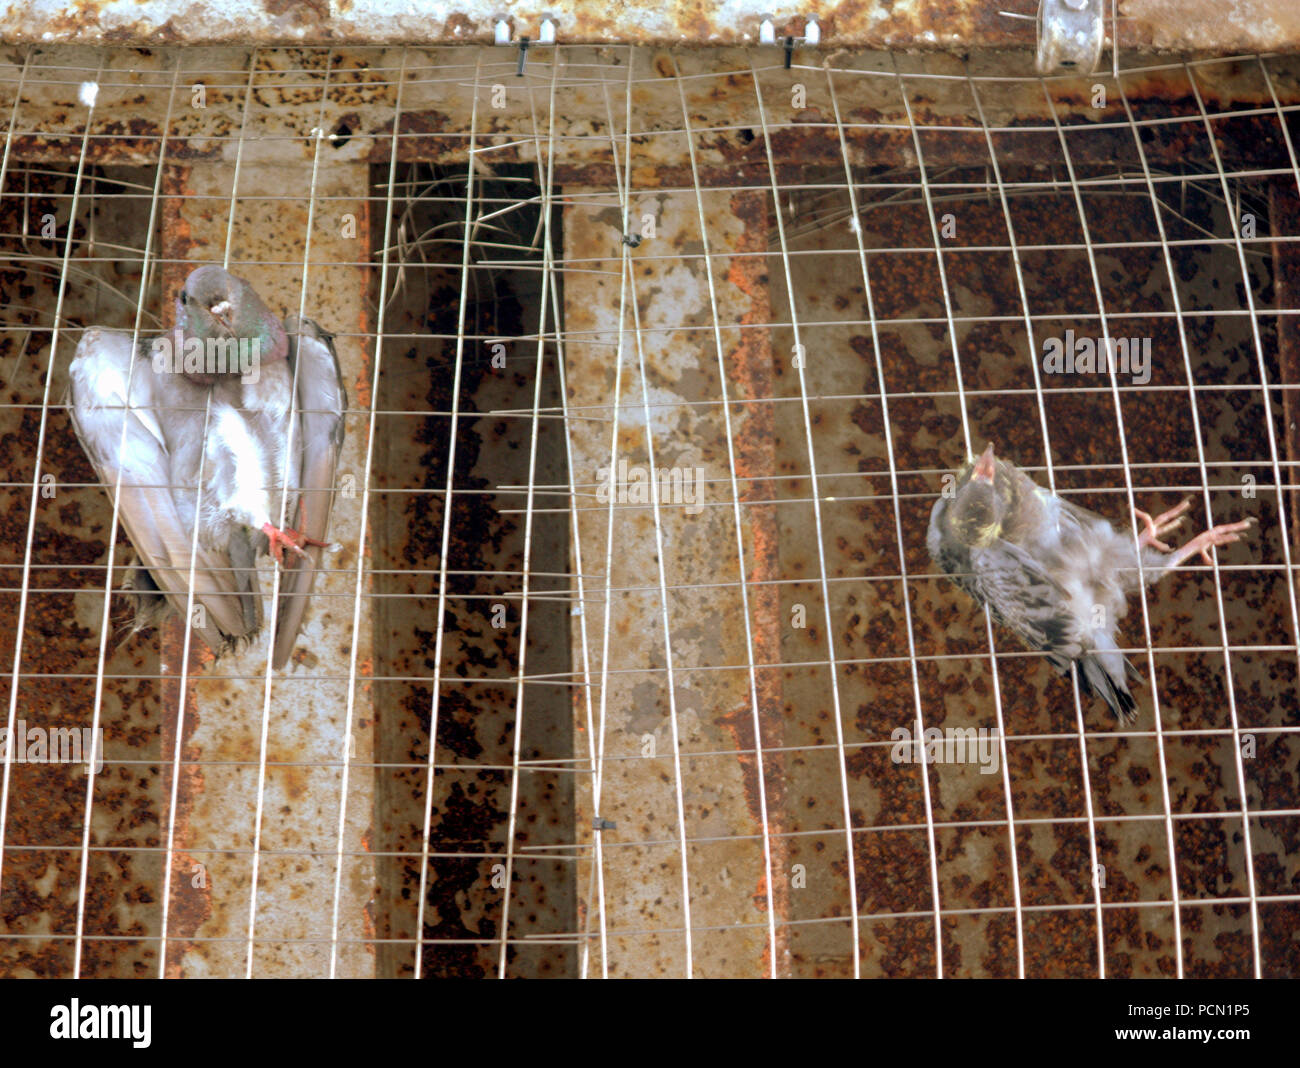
[
  {"xmin": 271, "ymin": 316, "xmax": 346, "ymax": 669},
  {"xmin": 967, "ymin": 538, "xmax": 1081, "ymax": 661},
  {"xmin": 930, "ymin": 497, "xmax": 1076, "ymax": 659},
  {"xmin": 971, "ymin": 538, "xmax": 1138, "ymax": 720},
  {"xmin": 68, "ymin": 328, "xmax": 250, "ymax": 650}
]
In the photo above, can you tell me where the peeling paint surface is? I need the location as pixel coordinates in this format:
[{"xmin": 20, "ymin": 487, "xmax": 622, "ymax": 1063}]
[
  {"xmin": 564, "ymin": 187, "xmax": 792, "ymax": 977},
  {"xmin": 1, "ymin": 0, "xmax": 1299, "ymax": 52},
  {"xmin": 3, "ymin": 47, "xmax": 1300, "ymax": 178},
  {"xmin": 159, "ymin": 159, "xmax": 377, "ymax": 978}
]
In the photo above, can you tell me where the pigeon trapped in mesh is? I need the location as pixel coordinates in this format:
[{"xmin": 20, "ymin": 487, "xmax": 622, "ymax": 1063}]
[
  {"xmin": 67, "ymin": 266, "xmax": 346, "ymax": 669},
  {"xmin": 927, "ymin": 443, "xmax": 1256, "ymax": 721}
]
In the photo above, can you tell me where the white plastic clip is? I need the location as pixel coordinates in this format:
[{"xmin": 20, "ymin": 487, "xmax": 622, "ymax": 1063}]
[
  {"xmin": 804, "ymin": 17, "xmax": 821, "ymax": 46},
  {"xmin": 1036, "ymin": 0, "xmax": 1105, "ymax": 74},
  {"xmin": 759, "ymin": 17, "xmax": 777, "ymax": 46},
  {"xmin": 494, "ymin": 18, "xmax": 511, "ymax": 45},
  {"xmin": 539, "ymin": 18, "xmax": 556, "ymax": 44}
]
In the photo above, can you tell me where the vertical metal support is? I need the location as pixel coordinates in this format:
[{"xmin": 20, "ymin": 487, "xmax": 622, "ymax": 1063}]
[
  {"xmin": 155, "ymin": 164, "xmax": 210, "ymax": 966},
  {"xmin": 157, "ymin": 159, "xmax": 375, "ymax": 978},
  {"xmin": 1271, "ymin": 179, "xmax": 1300, "ymax": 560},
  {"xmin": 720, "ymin": 190, "xmax": 791, "ymax": 977},
  {"xmin": 564, "ymin": 187, "xmax": 789, "ymax": 977}
]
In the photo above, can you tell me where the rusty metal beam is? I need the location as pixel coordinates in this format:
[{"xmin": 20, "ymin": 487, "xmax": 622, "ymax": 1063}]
[
  {"xmin": 154, "ymin": 158, "xmax": 377, "ymax": 979},
  {"xmin": 3, "ymin": 49, "xmax": 1300, "ymax": 177},
  {"xmin": 564, "ymin": 186, "xmax": 792, "ymax": 977},
  {"xmin": 1, "ymin": 1, "xmax": 1299, "ymax": 53},
  {"xmin": 1272, "ymin": 177, "xmax": 1300, "ymax": 568}
]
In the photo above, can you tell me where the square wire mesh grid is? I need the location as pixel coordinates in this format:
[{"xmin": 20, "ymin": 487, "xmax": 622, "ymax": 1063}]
[{"xmin": 0, "ymin": 44, "xmax": 1298, "ymax": 978}]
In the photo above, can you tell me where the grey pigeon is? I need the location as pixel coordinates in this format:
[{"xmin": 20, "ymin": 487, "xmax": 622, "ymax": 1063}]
[
  {"xmin": 927, "ymin": 443, "xmax": 1254, "ymax": 721},
  {"xmin": 68, "ymin": 266, "xmax": 346, "ymax": 669}
]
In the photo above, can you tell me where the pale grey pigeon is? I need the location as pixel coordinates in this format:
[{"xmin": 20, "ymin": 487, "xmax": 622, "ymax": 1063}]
[
  {"xmin": 68, "ymin": 266, "xmax": 346, "ymax": 669},
  {"xmin": 928, "ymin": 443, "xmax": 1255, "ymax": 722}
]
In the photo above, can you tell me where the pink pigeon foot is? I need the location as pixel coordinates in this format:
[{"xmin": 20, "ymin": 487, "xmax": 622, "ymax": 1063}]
[
  {"xmin": 1162, "ymin": 516, "xmax": 1257, "ymax": 569},
  {"xmin": 262, "ymin": 521, "xmax": 331, "ymax": 567},
  {"xmin": 1134, "ymin": 498, "xmax": 1192, "ymax": 552}
]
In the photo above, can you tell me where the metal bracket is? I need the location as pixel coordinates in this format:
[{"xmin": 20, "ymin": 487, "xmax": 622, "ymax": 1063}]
[
  {"xmin": 498, "ymin": 16, "xmax": 556, "ymax": 77},
  {"xmin": 1036, "ymin": 0, "xmax": 1106, "ymax": 75},
  {"xmin": 761, "ymin": 16, "xmax": 820, "ymax": 67}
]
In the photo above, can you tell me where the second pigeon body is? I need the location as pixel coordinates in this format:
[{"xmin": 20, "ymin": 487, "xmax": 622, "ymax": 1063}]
[
  {"xmin": 68, "ymin": 267, "xmax": 346, "ymax": 669},
  {"xmin": 928, "ymin": 444, "xmax": 1254, "ymax": 721}
]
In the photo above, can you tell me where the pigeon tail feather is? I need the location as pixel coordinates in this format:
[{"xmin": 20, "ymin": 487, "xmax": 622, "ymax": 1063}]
[{"xmin": 1077, "ymin": 651, "xmax": 1138, "ymax": 723}]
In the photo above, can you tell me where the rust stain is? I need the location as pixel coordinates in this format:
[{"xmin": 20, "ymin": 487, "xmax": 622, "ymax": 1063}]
[
  {"xmin": 2, "ymin": 0, "xmax": 1296, "ymax": 50},
  {"xmin": 1271, "ymin": 180, "xmax": 1300, "ymax": 567},
  {"xmin": 158, "ymin": 618, "xmax": 213, "ymax": 979},
  {"xmin": 160, "ymin": 167, "xmax": 198, "ymax": 308},
  {"xmin": 262, "ymin": 0, "xmax": 328, "ymax": 20},
  {"xmin": 0, "ymin": 160, "xmax": 178, "ymax": 977},
  {"xmin": 354, "ymin": 194, "xmax": 374, "ymax": 411},
  {"xmin": 714, "ymin": 188, "xmax": 792, "ymax": 977},
  {"xmin": 155, "ymin": 168, "xmax": 214, "ymax": 977}
]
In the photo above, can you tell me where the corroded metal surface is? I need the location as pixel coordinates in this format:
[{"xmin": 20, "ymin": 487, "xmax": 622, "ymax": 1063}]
[
  {"xmin": 2, "ymin": 44, "xmax": 1297, "ymax": 981},
  {"xmin": 1273, "ymin": 181, "xmax": 1300, "ymax": 562},
  {"xmin": 1125, "ymin": 0, "xmax": 1300, "ymax": 54},
  {"xmin": 564, "ymin": 188, "xmax": 790, "ymax": 977},
  {"xmin": 157, "ymin": 158, "xmax": 377, "ymax": 978},
  {"xmin": 0, "ymin": 153, "xmax": 379, "ymax": 977},
  {"xmin": 769, "ymin": 156, "xmax": 1295, "ymax": 976},
  {"xmin": 369, "ymin": 165, "xmax": 574, "ymax": 979},
  {"xmin": 724, "ymin": 189, "xmax": 792, "ymax": 976},
  {"xmin": 0, "ymin": 165, "xmax": 167, "ymax": 977},
  {"xmin": 3, "ymin": 48, "xmax": 1300, "ymax": 178},
  {"xmin": 1, "ymin": 0, "xmax": 1299, "ymax": 52}
]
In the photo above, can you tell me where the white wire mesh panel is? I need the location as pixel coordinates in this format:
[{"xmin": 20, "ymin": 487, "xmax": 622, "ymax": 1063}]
[{"xmin": 0, "ymin": 43, "xmax": 1297, "ymax": 979}]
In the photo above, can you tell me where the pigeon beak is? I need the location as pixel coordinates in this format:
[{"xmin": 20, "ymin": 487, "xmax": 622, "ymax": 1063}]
[
  {"xmin": 972, "ymin": 443, "xmax": 996, "ymax": 484},
  {"xmin": 209, "ymin": 300, "xmax": 234, "ymax": 336}
]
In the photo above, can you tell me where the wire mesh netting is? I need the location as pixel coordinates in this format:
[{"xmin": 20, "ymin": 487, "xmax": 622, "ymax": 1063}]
[{"xmin": 0, "ymin": 44, "xmax": 1298, "ymax": 978}]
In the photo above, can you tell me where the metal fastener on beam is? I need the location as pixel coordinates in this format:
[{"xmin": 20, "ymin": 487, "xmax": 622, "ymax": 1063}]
[{"xmin": 1036, "ymin": 0, "xmax": 1106, "ymax": 74}]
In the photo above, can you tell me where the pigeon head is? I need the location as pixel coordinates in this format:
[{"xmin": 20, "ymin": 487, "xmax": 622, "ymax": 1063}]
[
  {"xmin": 174, "ymin": 266, "xmax": 289, "ymax": 384},
  {"xmin": 949, "ymin": 443, "xmax": 1013, "ymax": 547}
]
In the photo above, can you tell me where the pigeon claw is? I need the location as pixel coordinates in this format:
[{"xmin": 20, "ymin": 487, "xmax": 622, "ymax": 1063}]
[
  {"xmin": 1134, "ymin": 498, "xmax": 1191, "ymax": 552},
  {"xmin": 1187, "ymin": 517, "xmax": 1256, "ymax": 567},
  {"xmin": 262, "ymin": 521, "xmax": 330, "ymax": 567}
]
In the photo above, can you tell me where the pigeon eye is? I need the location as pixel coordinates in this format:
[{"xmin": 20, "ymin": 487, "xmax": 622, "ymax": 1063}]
[{"xmin": 180, "ymin": 291, "xmax": 188, "ymax": 305}]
